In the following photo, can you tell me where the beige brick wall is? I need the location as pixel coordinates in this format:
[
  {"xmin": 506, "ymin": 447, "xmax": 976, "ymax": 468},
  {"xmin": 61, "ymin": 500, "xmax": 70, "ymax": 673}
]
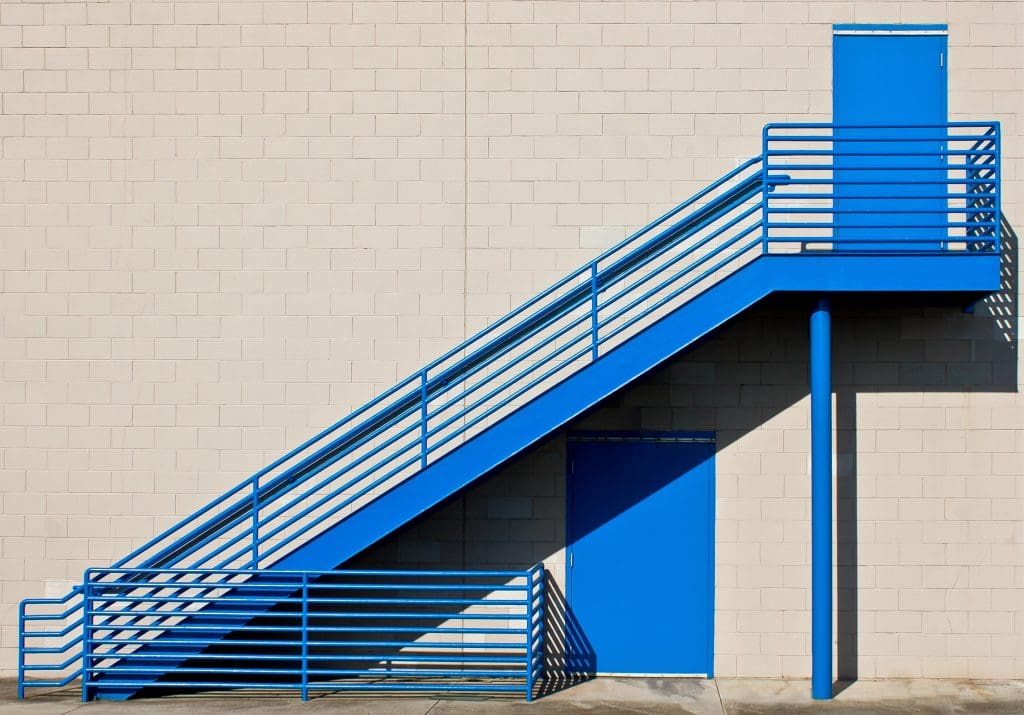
[{"xmin": 1, "ymin": 0, "xmax": 1022, "ymax": 679}]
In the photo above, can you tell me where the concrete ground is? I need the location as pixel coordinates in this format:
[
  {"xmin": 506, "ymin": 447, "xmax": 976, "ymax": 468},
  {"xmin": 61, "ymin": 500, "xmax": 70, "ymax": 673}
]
[{"xmin": 4, "ymin": 677, "xmax": 1023, "ymax": 714}]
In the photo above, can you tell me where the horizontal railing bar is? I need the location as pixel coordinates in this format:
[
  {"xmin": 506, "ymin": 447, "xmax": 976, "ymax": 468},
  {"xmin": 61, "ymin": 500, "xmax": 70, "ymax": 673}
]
[
  {"xmin": 92, "ymin": 567, "xmax": 532, "ymax": 578},
  {"xmin": 21, "ymin": 638, "xmax": 83, "ymax": 655},
  {"xmin": 766, "ymin": 121, "xmax": 997, "ymax": 129},
  {"xmin": 306, "ymin": 597, "xmax": 527, "ymax": 606},
  {"xmin": 99, "ymin": 652, "xmax": 527, "ymax": 664},
  {"xmin": 89, "ymin": 666, "xmax": 527, "ymax": 678},
  {"xmin": 307, "ymin": 581, "xmax": 527, "ymax": 590},
  {"xmin": 766, "ymin": 149, "xmax": 995, "ymax": 158},
  {"xmin": 19, "ymin": 673, "xmax": 83, "ymax": 688},
  {"xmin": 311, "ymin": 668, "xmax": 526, "ymax": 677},
  {"xmin": 84, "ymin": 594, "xmax": 527, "ymax": 607},
  {"xmin": 88, "ymin": 637, "xmax": 525, "ymax": 650},
  {"xmin": 86, "ymin": 622, "xmax": 526, "ymax": 635},
  {"xmin": 308, "ymin": 625, "xmax": 529, "ymax": 635},
  {"xmin": 770, "ymin": 193, "xmax": 991, "ymax": 200},
  {"xmin": 767, "ymin": 221, "xmax": 995, "ymax": 229},
  {"xmin": 767, "ymin": 208, "xmax": 996, "ymax": 215},
  {"xmin": 20, "ymin": 612, "xmax": 82, "ymax": 622},
  {"xmin": 769, "ymin": 178, "xmax": 994, "ymax": 185},
  {"xmin": 20, "ymin": 652, "xmax": 83, "ymax": 672},
  {"xmin": 21, "ymin": 619, "xmax": 84, "ymax": 638},
  {"xmin": 765, "ymin": 163, "xmax": 997, "ymax": 172},
  {"xmin": 20, "ymin": 593, "xmax": 82, "ymax": 607},
  {"xmin": 92, "ymin": 681, "xmax": 526, "ymax": 692},
  {"xmin": 766, "ymin": 135, "xmax": 995, "ymax": 143},
  {"xmin": 307, "ymin": 683, "xmax": 526, "ymax": 691},
  {"xmin": 765, "ymin": 240, "xmax": 995, "ymax": 246},
  {"xmin": 89, "ymin": 608, "xmax": 526, "ymax": 621}
]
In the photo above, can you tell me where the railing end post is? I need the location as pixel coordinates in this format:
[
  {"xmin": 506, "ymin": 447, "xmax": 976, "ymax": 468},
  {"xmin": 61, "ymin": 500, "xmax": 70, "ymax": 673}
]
[
  {"xmin": 590, "ymin": 264, "xmax": 599, "ymax": 361},
  {"xmin": 301, "ymin": 573, "xmax": 309, "ymax": 703},
  {"xmin": 17, "ymin": 600, "xmax": 25, "ymax": 700},
  {"xmin": 250, "ymin": 475, "xmax": 260, "ymax": 568},
  {"xmin": 525, "ymin": 568, "xmax": 535, "ymax": 702},
  {"xmin": 419, "ymin": 370, "xmax": 429, "ymax": 468},
  {"xmin": 760, "ymin": 126, "xmax": 771, "ymax": 255},
  {"xmin": 994, "ymin": 122, "xmax": 1002, "ymax": 255},
  {"xmin": 80, "ymin": 579, "xmax": 90, "ymax": 703}
]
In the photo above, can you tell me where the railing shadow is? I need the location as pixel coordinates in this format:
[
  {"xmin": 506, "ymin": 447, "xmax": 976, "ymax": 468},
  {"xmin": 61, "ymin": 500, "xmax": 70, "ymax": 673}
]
[
  {"xmin": 988, "ymin": 214, "xmax": 1019, "ymax": 353},
  {"xmin": 536, "ymin": 573, "xmax": 594, "ymax": 696}
]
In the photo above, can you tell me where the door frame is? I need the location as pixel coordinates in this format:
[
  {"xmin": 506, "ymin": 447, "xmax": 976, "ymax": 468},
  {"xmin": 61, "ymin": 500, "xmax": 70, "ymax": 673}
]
[{"xmin": 565, "ymin": 430, "xmax": 717, "ymax": 677}]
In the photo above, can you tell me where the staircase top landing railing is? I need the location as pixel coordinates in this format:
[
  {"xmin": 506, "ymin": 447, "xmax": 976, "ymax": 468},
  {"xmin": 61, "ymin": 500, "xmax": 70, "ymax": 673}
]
[{"xmin": 764, "ymin": 122, "xmax": 999, "ymax": 254}]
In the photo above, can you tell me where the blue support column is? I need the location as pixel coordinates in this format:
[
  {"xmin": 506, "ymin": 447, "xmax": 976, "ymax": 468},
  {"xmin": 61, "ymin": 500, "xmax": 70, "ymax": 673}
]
[{"xmin": 810, "ymin": 297, "xmax": 833, "ymax": 699}]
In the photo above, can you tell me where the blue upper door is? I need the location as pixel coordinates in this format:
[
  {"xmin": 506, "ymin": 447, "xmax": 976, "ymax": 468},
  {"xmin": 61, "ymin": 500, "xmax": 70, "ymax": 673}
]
[
  {"xmin": 567, "ymin": 436, "xmax": 714, "ymax": 676},
  {"xmin": 833, "ymin": 26, "xmax": 948, "ymax": 250}
]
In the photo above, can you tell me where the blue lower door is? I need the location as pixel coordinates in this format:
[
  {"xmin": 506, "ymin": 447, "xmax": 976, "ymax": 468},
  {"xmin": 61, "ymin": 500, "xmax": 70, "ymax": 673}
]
[{"xmin": 567, "ymin": 435, "xmax": 714, "ymax": 675}]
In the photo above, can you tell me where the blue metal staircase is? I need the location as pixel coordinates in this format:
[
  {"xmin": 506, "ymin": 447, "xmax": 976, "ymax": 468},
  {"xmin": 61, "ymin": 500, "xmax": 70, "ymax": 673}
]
[{"xmin": 19, "ymin": 123, "xmax": 1001, "ymax": 701}]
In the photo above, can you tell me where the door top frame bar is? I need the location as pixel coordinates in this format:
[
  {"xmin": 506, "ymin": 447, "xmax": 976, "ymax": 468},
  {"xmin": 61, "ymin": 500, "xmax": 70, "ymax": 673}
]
[{"xmin": 833, "ymin": 23, "xmax": 948, "ymax": 36}]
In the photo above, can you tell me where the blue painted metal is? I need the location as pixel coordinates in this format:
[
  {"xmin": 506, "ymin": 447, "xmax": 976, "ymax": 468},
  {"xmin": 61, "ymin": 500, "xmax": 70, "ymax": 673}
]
[
  {"xmin": 566, "ymin": 435, "xmax": 715, "ymax": 675},
  {"xmin": 764, "ymin": 123, "xmax": 999, "ymax": 253},
  {"xmin": 834, "ymin": 30, "xmax": 948, "ymax": 250},
  {"xmin": 72, "ymin": 567, "xmax": 543, "ymax": 700},
  {"xmin": 18, "ymin": 122, "xmax": 1001, "ymax": 701},
  {"xmin": 810, "ymin": 298, "xmax": 833, "ymax": 700},
  {"xmin": 832, "ymin": 24, "xmax": 947, "ymax": 33}
]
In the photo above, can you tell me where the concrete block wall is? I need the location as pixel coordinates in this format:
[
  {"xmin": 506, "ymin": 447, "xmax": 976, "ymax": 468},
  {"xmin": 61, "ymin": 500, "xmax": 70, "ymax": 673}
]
[{"xmin": 0, "ymin": 0, "xmax": 1021, "ymax": 678}]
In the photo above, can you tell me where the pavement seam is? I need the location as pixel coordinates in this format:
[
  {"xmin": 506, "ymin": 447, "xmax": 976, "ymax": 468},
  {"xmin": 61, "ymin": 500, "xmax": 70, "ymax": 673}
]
[{"xmin": 715, "ymin": 678, "xmax": 727, "ymax": 715}]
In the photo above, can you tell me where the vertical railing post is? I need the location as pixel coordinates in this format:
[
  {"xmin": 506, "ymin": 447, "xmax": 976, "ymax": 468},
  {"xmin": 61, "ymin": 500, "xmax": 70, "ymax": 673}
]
[
  {"xmin": 419, "ymin": 370, "xmax": 428, "ymax": 467},
  {"xmin": 250, "ymin": 476, "xmax": 259, "ymax": 568},
  {"xmin": 589, "ymin": 264, "xmax": 599, "ymax": 360},
  {"xmin": 80, "ymin": 576, "xmax": 90, "ymax": 703},
  {"xmin": 525, "ymin": 569, "xmax": 534, "ymax": 702},
  {"xmin": 535, "ymin": 566, "xmax": 545, "ymax": 697},
  {"xmin": 301, "ymin": 574, "xmax": 309, "ymax": 702},
  {"xmin": 994, "ymin": 123, "xmax": 1001, "ymax": 254},
  {"xmin": 17, "ymin": 602, "xmax": 25, "ymax": 699},
  {"xmin": 761, "ymin": 125, "xmax": 771, "ymax": 254}
]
